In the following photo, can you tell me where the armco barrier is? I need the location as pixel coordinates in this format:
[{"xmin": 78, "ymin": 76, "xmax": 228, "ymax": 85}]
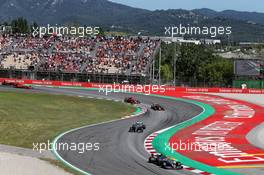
[{"xmin": 1, "ymin": 78, "xmax": 264, "ymax": 94}]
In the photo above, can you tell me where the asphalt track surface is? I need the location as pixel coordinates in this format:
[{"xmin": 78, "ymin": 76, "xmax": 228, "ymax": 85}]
[{"xmin": 21, "ymin": 87, "xmax": 203, "ymax": 175}]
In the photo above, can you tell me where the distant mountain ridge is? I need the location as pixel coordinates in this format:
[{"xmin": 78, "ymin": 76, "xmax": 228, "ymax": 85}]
[
  {"xmin": 193, "ymin": 8, "xmax": 264, "ymax": 25},
  {"xmin": 0, "ymin": 0, "xmax": 148, "ymax": 25},
  {"xmin": 0, "ymin": 0, "xmax": 264, "ymax": 42}
]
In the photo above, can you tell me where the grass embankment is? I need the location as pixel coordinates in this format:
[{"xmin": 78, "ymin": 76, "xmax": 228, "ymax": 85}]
[{"xmin": 0, "ymin": 91, "xmax": 135, "ymax": 148}]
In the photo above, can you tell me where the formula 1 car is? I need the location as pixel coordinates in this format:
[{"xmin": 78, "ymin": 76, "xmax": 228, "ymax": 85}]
[
  {"xmin": 128, "ymin": 121, "xmax": 146, "ymax": 133},
  {"xmin": 13, "ymin": 83, "xmax": 33, "ymax": 89},
  {"xmin": 1, "ymin": 80, "xmax": 16, "ymax": 86},
  {"xmin": 1, "ymin": 80, "xmax": 32, "ymax": 89},
  {"xmin": 124, "ymin": 97, "xmax": 140, "ymax": 104},
  {"xmin": 148, "ymin": 154, "xmax": 167, "ymax": 166},
  {"xmin": 148, "ymin": 154, "xmax": 183, "ymax": 170},
  {"xmin": 151, "ymin": 104, "xmax": 165, "ymax": 111}
]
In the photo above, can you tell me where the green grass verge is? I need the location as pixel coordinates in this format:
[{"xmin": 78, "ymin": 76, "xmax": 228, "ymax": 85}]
[{"xmin": 0, "ymin": 91, "xmax": 135, "ymax": 148}]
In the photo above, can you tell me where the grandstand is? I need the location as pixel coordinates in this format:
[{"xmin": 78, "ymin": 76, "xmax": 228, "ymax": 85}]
[
  {"xmin": 0, "ymin": 52, "xmax": 39, "ymax": 70},
  {"xmin": 0, "ymin": 35, "xmax": 160, "ymax": 81},
  {"xmin": 0, "ymin": 35, "xmax": 13, "ymax": 51}
]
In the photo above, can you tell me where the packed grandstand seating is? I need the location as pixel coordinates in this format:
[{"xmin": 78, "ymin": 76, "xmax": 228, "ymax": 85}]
[
  {"xmin": 13, "ymin": 37, "xmax": 52, "ymax": 50},
  {"xmin": 0, "ymin": 52, "xmax": 39, "ymax": 70},
  {"xmin": 132, "ymin": 40, "xmax": 158, "ymax": 74},
  {"xmin": 0, "ymin": 35, "xmax": 13, "ymax": 50},
  {"xmin": 0, "ymin": 35, "xmax": 159, "ymax": 74},
  {"xmin": 38, "ymin": 53, "xmax": 87, "ymax": 72},
  {"xmin": 54, "ymin": 37, "xmax": 97, "ymax": 53}
]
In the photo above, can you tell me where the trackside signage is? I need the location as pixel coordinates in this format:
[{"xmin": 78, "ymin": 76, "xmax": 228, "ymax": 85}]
[
  {"xmin": 1, "ymin": 78, "xmax": 264, "ymax": 94},
  {"xmin": 169, "ymin": 94, "xmax": 264, "ymax": 166}
]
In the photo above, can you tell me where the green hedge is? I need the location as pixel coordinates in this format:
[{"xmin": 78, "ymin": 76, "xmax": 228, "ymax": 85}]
[{"xmin": 233, "ymin": 80, "xmax": 264, "ymax": 89}]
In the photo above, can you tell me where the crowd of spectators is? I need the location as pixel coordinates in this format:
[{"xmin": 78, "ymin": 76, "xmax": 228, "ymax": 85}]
[
  {"xmin": 54, "ymin": 37, "xmax": 96, "ymax": 54},
  {"xmin": 0, "ymin": 35, "xmax": 13, "ymax": 50},
  {"xmin": 13, "ymin": 37, "xmax": 52, "ymax": 51},
  {"xmin": 38, "ymin": 53, "xmax": 87, "ymax": 72},
  {"xmin": 83, "ymin": 36, "xmax": 141, "ymax": 74},
  {"xmin": 132, "ymin": 39, "xmax": 159, "ymax": 74},
  {"xmin": 0, "ymin": 35, "xmax": 159, "ymax": 74},
  {"xmin": 0, "ymin": 51, "xmax": 39, "ymax": 69}
]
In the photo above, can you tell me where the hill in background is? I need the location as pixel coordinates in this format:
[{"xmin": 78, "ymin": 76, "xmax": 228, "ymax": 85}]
[{"xmin": 0, "ymin": 0, "xmax": 264, "ymax": 42}]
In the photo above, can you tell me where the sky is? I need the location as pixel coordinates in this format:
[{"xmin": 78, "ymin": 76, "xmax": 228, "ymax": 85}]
[{"xmin": 109, "ymin": 0, "xmax": 264, "ymax": 13}]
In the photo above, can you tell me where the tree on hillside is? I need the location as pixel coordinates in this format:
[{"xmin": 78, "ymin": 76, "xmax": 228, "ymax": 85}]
[
  {"xmin": 198, "ymin": 57, "xmax": 233, "ymax": 86},
  {"xmin": 155, "ymin": 42, "xmax": 234, "ymax": 86},
  {"xmin": 11, "ymin": 17, "xmax": 30, "ymax": 34}
]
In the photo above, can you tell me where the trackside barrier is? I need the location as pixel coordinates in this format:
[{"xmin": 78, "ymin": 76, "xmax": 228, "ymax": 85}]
[{"xmin": 1, "ymin": 78, "xmax": 264, "ymax": 94}]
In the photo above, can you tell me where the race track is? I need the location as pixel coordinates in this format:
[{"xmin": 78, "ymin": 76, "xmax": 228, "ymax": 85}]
[{"xmin": 33, "ymin": 87, "xmax": 202, "ymax": 175}]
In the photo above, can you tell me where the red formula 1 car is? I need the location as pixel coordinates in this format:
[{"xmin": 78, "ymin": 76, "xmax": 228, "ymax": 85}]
[
  {"xmin": 13, "ymin": 83, "xmax": 33, "ymax": 89},
  {"xmin": 124, "ymin": 97, "xmax": 141, "ymax": 104},
  {"xmin": 1, "ymin": 81, "xmax": 16, "ymax": 86},
  {"xmin": 1, "ymin": 80, "xmax": 32, "ymax": 89}
]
